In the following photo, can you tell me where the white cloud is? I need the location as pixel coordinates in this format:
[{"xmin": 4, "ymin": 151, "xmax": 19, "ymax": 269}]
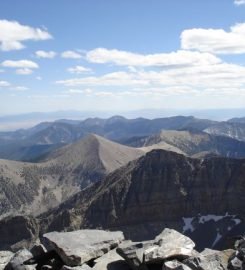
[
  {"xmin": 61, "ymin": 50, "xmax": 82, "ymax": 59},
  {"xmin": 68, "ymin": 88, "xmax": 93, "ymax": 94},
  {"xmin": 56, "ymin": 71, "xmax": 149, "ymax": 87},
  {"xmin": 0, "ymin": 81, "xmax": 10, "ymax": 87},
  {"xmin": 181, "ymin": 23, "xmax": 245, "ymax": 54},
  {"xmin": 35, "ymin": 50, "xmax": 56, "ymax": 58},
  {"xmin": 36, "ymin": 76, "xmax": 42, "ymax": 80},
  {"xmin": 234, "ymin": 0, "xmax": 245, "ymax": 5},
  {"xmin": 2, "ymin": 60, "xmax": 39, "ymax": 69},
  {"xmin": 12, "ymin": 86, "xmax": 29, "ymax": 91},
  {"xmin": 56, "ymin": 60, "xmax": 245, "ymax": 99},
  {"xmin": 0, "ymin": 20, "xmax": 52, "ymax": 51},
  {"xmin": 16, "ymin": 68, "xmax": 33, "ymax": 75},
  {"xmin": 67, "ymin": 65, "xmax": 92, "ymax": 74},
  {"xmin": 86, "ymin": 48, "xmax": 221, "ymax": 67}
]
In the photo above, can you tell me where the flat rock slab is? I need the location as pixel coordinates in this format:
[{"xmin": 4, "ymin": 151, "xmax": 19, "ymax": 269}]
[
  {"xmin": 42, "ymin": 230, "xmax": 124, "ymax": 266},
  {"xmin": 144, "ymin": 229, "xmax": 196, "ymax": 263}
]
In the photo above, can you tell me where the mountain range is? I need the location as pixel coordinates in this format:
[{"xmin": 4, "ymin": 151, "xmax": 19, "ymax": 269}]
[
  {"xmin": 1, "ymin": 115, "xmax": 245, "ymax": 162},
  {"xmin": 1, "ymin": 115, "xmax": 245, "ymax": 252}
]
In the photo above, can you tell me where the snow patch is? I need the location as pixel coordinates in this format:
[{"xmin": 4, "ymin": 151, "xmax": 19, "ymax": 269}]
[
  {"xmin": 182, "ymin": 213, "xmax": 241, "ymax": 234},
  {"xmin": 182, "ymin": 217, "xmax": 195, "ymax": 233},
  {"xmin": 212, "ymin": 232, "xmax": 222, "ymax": 247}
]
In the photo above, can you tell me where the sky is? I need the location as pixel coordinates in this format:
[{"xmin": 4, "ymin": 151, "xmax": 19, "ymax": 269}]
[{"xmin": 0, "ymin": 0, "xmax": 245, "ymax": 115}]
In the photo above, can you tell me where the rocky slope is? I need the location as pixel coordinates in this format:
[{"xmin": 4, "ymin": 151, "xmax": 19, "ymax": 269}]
[
  {"xmin": 140, "ymin": 130, "xmax": 245, "ymax": 158},
  {"xmin": 0, "ymin": 134, "xmax": 143, "ymax": 219},
  {"xmin": 205, "ymin": 122, "xmax": 245, "ymax": 142},
  {"xmin": 40, "ymin": 149, "xmax": 245, "ymax": 251}
]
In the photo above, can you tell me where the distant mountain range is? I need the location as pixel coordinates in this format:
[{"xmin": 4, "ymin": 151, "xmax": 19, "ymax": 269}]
[
  {"xmin": 1, "ymin": 108, "xmax": 245, "ymax": 131},
  {"xmin": 1, "ymin": 114, "xmax": 245, "ymax": 251},
  {"xmin": 0, "ymin": 115, "xmax": 245, "ymax": 161}
]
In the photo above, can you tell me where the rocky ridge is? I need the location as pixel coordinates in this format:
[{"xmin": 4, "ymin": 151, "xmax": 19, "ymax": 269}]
[
  {"xmin": 38, "ymin": 149, "xmax": 245, "ymax": 251},
  {"xmin": 0, "ymin": 134, "xmax": 143, "ymax": 219}
]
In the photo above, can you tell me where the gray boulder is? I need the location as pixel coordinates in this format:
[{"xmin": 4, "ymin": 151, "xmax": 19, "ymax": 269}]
[
  {"xmin": 5, "ymin": 249, "xmax": 34, "ymax": 270},
  {"xmin": 42, "ymin": 229, "xmax": 124, "ymax": 266},
  {"xmin": 30, "ymin": 244, "xmax": 47, "ymax": 257},
  {"xmin": 117, "ymin": 241, "xmax": 154, "ymax": 270},
  {"xmin": 184, "ymin": 248, "xmax": 234, "ymax": 270},
  {"xmin": 93, "ymin": 248, "xmax": 131, "ymax": 270},
  {"xmin": 0, "ymin": 251, "xmax": 14, "ymax": 270},
  {"xmin": 163, "ymin": 260, "xmax": 192, "ymax": 270},
  {"xmin": 144, "ymin": 229, "xmax": 196, "ymax": 263}
]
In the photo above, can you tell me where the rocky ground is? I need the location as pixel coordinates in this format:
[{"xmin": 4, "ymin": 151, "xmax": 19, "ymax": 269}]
[{"xmin": 0, "ymin": 228, "xmax": 244, "ymax": 270}]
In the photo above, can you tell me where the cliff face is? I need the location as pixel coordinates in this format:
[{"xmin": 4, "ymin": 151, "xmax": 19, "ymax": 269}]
[
  {"xmin": 42, "ymin": 150, "xmax": 245, "ymax": 250},
  {"xmin": 84, "ymin": 150, "xmax": 245, "ymax": 224}
]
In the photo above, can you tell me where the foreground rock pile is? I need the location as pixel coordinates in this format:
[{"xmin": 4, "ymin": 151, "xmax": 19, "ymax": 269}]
[{"xmin": 0, "ymin": 228, "xmax": 244, "ymax": 270}]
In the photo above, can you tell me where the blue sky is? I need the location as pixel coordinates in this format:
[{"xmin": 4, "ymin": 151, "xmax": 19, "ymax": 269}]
[{"xmin": 0, "ymin": 0, "xmax": 245, "ymax": 115}]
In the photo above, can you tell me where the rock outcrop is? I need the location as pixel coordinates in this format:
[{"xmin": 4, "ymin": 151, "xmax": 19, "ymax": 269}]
[
  {"xmin": 41, "ymin": 230, "xmax": 124, "ymax": 266},
  {"xmin": 0, "ymin": 216, "xmax": 39, "ymax": 251},
  {"xmin": 1, "ymin": 228, "xmax": 242, "ymax": 270}
]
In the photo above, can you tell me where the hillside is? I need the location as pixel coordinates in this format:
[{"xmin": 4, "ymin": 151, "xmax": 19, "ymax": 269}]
[
  {"xmin": 205, "ymin": 122, "xmax": 245, "ymax": 142},
  {"xmin": 40, "ymin": 149, "xmax": 245, "ymax": 250},
  {"xmin": 0, "ymin": 134, "xmax": 143, "ymax": 219},
  {"xmin": 140, "ymin": 130, "xmax": 245, "ymax": 158}
]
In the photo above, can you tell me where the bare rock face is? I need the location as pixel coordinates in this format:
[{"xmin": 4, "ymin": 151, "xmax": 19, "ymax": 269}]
[
  {"xmin": 41, "ymin": 229, "xmax": 124, "ymax": 266},
  {"xmin": 42, "ymin": 149, "xmax": 245, "ymax": 251},
  {"xmin": 0, "ymin": 216, "xmax": 39, "ymax": 251}
]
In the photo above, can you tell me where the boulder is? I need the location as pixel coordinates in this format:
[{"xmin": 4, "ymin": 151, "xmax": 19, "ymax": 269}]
[
  {"xmin": 30, "ymin": 244, "xmax": 47, "ymax": 257},
  {"xmin": 184, "ymin": 248, "xmax": 234, "ymax": 270},
  {"xmin": 93, "ymin": 248, "xmax": 131, "ymax": 270},
  {"xmin": 5, "ymin": 249, "xmax": 34, "ymax": 270},
  {"xmin": 0, "ymin": 251, "xmax": 14, "ymax": 270},
  {"xmin": 0, "ymin": 216, "xmax": 39, "ymax": 251},
  {"xmin": 144, "ymin": 229, "xmax": 196, "ymax": 263},
  {"xmin": 117, "ymin": 241, "xmax": 154, "ymax": 270},
  {"xmin": 163, "ymin": 260, "xmax": 192, "ymax": 270},
  {"xmin": 42, "ymin": 229, "xmax": 124, "ymax": 266}
]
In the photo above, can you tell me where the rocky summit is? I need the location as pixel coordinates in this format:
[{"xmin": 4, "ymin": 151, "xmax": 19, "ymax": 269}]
[{"xmin": 0, "ymin": 228, "xmax": 243, "ymax": 270}]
